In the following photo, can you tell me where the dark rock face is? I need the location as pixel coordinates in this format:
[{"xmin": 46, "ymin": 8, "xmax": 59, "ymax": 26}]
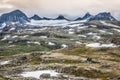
[
  {"xmin": 89, "ymin": 12, "xmax": 117, "ymax": 21},
  {"xmin": 30, "ymin": 14, "xmax": 42, "ymax": 20},
  {"xmin": 54, "ymin": 15, "xmax": 69, "ymax": 20},
  {"xmin": 0, "ymin": 10, "xmax": 29, "ymax": 24},
  {"xmin": 75, "ymin": 12, "xmax": 117, "ymax": 21},
  {"xmin": 82, "ymin": 12, "xmax": 92, "ymax": 20},
  {"xmin": 75, "ymin": 17, "xmax": 82, "ymax": 21},
  {"xmin": 42, "ymin": 17, "xmax": 51, "ymax": 20},
  {"xmin": 75, "ymin": 13, "xmax": 93, "ymax": 21}
]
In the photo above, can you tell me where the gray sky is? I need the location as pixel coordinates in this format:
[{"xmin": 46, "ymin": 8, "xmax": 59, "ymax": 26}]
[{"xmin": 0, "ymin": 0, "xmax": 120, "ymax": 20}]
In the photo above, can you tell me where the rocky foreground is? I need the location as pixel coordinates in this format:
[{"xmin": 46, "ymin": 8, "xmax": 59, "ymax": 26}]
[{"xmin": 0, "ymin": 45, "xmax": 120, "ymax": 80}]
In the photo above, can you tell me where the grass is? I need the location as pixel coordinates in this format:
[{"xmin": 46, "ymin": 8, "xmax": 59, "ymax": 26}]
[
  {"xmin": 61, "ymin": 67, "xmax": 118, "ymax": 80},
  {"xmin": 75, "ymin": 68, "xmax": 118, "ymax": 79},
  {"xmin": 58, "ymin": 46, "xmax": 96, "ymax": 55},
  {"xmin": 0, "ymin": 75, "xmax": 9, "ymax": 80},
  {"xmin": 0, "ymin": 44, "xmax": 51, "ymax": 56}
]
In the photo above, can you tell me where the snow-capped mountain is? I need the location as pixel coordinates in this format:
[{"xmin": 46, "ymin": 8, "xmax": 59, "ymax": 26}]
[
  {"xmin": 89, "ymin": 12, "xmax": 117, "ymax": 21},
  {"xmin": 0, "ymin": 10, "xmax": 117, "ymax": 26},
  {"xmin": 75, "ymin": 12, "xmax": 117, "ymax": 21},
  {"xmin": 0, "ymin": 10, "xmax": 29, "ymax": 25},
  {"xmin": 82, "ymin": 13, "xmax": 93, "ymax": 19},
  {"xmin": 30, "ymin": 15, "xmax": 42, "ymax": 20},
  {"xmin": 0, "ymin": 10, "xmax": 118, "ymax": 32}
]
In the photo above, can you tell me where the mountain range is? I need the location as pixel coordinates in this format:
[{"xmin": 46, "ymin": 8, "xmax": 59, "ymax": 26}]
[{"xmin": 0, "ymin": 9, "xmax": 118, "ymax": 25}]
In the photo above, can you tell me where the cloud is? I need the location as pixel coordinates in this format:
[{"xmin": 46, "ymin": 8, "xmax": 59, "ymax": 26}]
[
  {"xmin": 0, "ymin": 0, "xmax": 14, "ymax": 9},
  {"xmin": 0, "ymin": 4, "xmax": 14, "ymax": 9}
]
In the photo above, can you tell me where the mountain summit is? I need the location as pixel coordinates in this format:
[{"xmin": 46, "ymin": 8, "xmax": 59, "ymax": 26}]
[
  {"xmin": 75, "ymin": 12, "xmax": 117, "ymax": 21},
  {"xmin": 75, "ymin": 12, "xmax": 93, "ymax": 21},
  {"xmin": 82, "ymin": 12, "xmax": 93, "ymax": 20},
  {"xmin": 30, "ymin": 14, "xmax": 42, "ymax": 20},
  {"xmin": 89, "ymin": 12, "xmax": 117, "ymax": 21},
  {"xmin": 0, "ymin": 10, "xmax": 117, "ymax": 25},
  {"xmin": 54, "ymin": 15, "xmax": 69, "ymax": 20},
  {"xmin": 0, "ymin": 10, "xmax": 29, "ymax": 24}
]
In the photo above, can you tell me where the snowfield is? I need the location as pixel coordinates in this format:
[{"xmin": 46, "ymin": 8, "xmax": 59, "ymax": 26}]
[
  {"xmin": 20, "ymin": 70, "xmax": 60, "ymax": 79},
  {"xmin": 27, "ymin": 20, "xmax": 69, "ymax": 26}
]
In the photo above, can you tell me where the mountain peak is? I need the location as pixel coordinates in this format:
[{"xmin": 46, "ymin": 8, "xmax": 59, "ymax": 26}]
[
  {"xmin": 75, "ymin": 12, "xmax": 117, "ymax": 21},
  {"xmin": 84, "ymin": 12, "xmax": 92, "ymax": 18},
  {"xmin": 89, "ymin": 12, "xmax": 117, "ymax": 21},
  {"xmin": 75, "ymin": 12, "xmax": 92, "ymax": 21},
  {"xmin": 33, "ymin": 14, "xmax": 39, "ymax": 17},
  {"xmin": 55, "ymin": 15, "xmax": 69, "ymax": 20},
  {"xmin": 8, "ymin": 9, "xmax": 25, "ymax": 15},
  {"xmin": 30, "ymin": 14, "xmax": 42, "ymax": 20},
  {"xmin": 12, "ymin": 9, "xmax": 23, "ymax": 13},
  {"xmin": 0, "ymin": 9, "xmax": 29, "ymax": 24},
  {"xmin": 82, "ymin": 12, "xmax": 93, "ymax": 20},
  {"xmin": 57, "ymin": 15, "xmax": 65, "ymax": 19},
  {"xmin": 97, "ymin": 12, "xmax": 111, "ymax": 17}
]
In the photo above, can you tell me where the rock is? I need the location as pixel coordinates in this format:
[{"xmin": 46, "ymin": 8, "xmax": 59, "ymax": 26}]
[
  {"xmin": 86, "ymin": 58, "xmax": 100, "ymax": 64},
  {"xmin": 31, "ymin": 52, "xmax": 45, "ymax": 57},
  {"xmin": 59, "ymin": 66, "xmax": 77, "ymax": 73},
  {"xmin": 18, "ymin": 56, "xmax": 27, "ymax": 61},
  {"xmin": 39, "ymin": 73, "xmax": 51, "ymax": 79}
]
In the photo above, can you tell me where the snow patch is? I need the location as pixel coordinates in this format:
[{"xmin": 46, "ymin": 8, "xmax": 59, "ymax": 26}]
[
  {"xmin": 61, "ymin": 44, "xmax": 68, "ymax": 48},
  {"xmin": 0, "ymin": 61, "xmax": 10, "ymax": 65},
  {"xmin": 20, "ymin": 70, "xmax": 60, "ymax": 79},
  {"xmin": 68, "ymin": 24, "xmax": 81, "ymax": 28},
  {"xmin": 12, "ymin": 35, "xmax": 18, "ymax": 39},
  {"xmin": 0, "ymin": 23, "xmax": 6, "ymax": 29},
  {"xmin": 48, "ymin": 42, "xmax": 55, "ymax": 46},
  {"xmin": 86, "ymin": 43, "xmax": 117, "ymax": 48},
  {"xmin": 9, "ymin": 27, "xmax": 16, "ymax": 31},
  {"xmin": 22, "ymin": 35, "xmax": 29, "ymax": 38},
  {"xmin": 90, "ymin": 25, "xmax": 97, "ymax": 28},
  {"xmin": 40, "ymin": 36, "xmax": 47, "ymax": 39},
  {"xmin": 75, "ymin": 41, "xmax": 82, "ymax": 45},
  {"xmin": 1, "ymin": 35, "xmax": 11, "ymax": 41},
  {"xmin": 27, "ymin": 41, "xmax": 41, "ymax": 45},
  {"xmin": 100, "ymin": 21, "xmax": 120, "ymax": 28},
  {"xmin": 113, "ymin": 29, "xmax": 120, "ymax": 32},
  {"xmin": 78, "ymin": 35, "xmax": 86, "ymax": 38}
]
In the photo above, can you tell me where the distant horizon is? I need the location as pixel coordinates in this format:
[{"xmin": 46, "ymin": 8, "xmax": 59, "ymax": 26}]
[
  {"xmin": 0, "ymin": 0, "xmax": 120, "ymax": 20},
  {"xmin": 0, "ymin": 9, "xmax": 118, "ymax": 21}
]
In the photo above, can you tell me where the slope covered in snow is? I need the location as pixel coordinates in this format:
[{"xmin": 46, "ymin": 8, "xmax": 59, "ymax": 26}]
[
  {"xmin": 100, "ymin": 21, "xmax": 120, "ymax": 28},
  {"xmin": 27, "ymin": 20, "xmax": 69, "ymax": 26}
]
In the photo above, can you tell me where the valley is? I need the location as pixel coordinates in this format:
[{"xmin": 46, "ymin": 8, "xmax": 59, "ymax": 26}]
[{"xmin": 0, "ymin": 10, "xmax": 120, "ymax": 80}]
